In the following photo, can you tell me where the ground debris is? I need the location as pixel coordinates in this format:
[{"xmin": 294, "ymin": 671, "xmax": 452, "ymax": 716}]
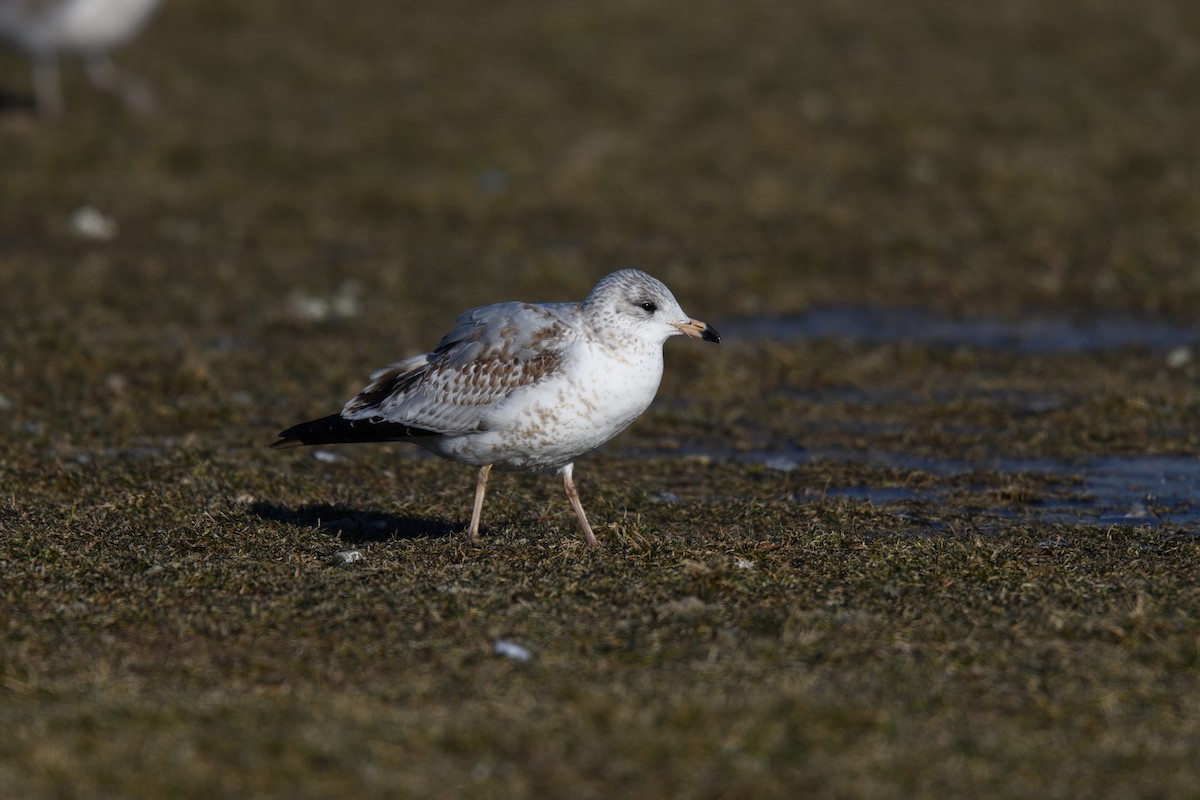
[
  {"xmin": 656, "ymin": 596, "xmax": 709, "ymax": 620},
  {"xmin": 493, "ymin": 640, "xmax": 533, "ymax": 662},
  {"xmin": 328, "ymin": 550, "xmax": 365, "ymax": 566},
  {"xmin": 69, "ymin": 206, "xmax": 118, "ymax": 240}
]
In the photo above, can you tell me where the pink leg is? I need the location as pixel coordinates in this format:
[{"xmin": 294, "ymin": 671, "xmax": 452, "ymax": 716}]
[
  {"xmin": 85, "ymin": 55, "xmax": 156, "ymax": 114},
  {"xmin": 31, "ymin": 56, "xmax": 63, "ymax": 117},
  {"xmin": 468, "ymin": 464, "xmax": 492, "ymax": 544},
  {"xmin": 562, "ymin": 463, "xmax": 600, "ymax": 548}
]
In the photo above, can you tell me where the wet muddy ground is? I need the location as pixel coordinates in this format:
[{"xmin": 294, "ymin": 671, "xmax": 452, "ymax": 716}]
[{"xmin": 2, "ymin": 0, "xmax": 1198, "ymax": 797}]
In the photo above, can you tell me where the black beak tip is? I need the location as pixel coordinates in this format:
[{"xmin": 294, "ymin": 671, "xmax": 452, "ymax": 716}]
[{"xmin": 702, "ymin": 326, "xmax": 721, "ymax": 344}]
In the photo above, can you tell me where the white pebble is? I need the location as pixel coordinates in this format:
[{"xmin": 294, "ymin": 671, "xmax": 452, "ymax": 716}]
[
  {"xmin": 493, "ymin": 640, "xmax": 532, "ymax": 662},
  {"xmin": 330, "ymin": 550, "xmax": 364, "ymax": 565},
  {"xmin": 1165, "ymin": 346, "xmax": 1192, "ymax": 368},
  {"xmin": 287, "ymin": 291, "xmax": 330, "ymax": 322},
  {"xmin": 763, "ymin": 455, "xmax": 799, "ymax": 472},
  {"xmin": 286, "ymin": 281, "xmax": 361, "ymax": 323},
  {"xmin": 69, "ymin": 206, "xmax": 118, "ymax": 241}
]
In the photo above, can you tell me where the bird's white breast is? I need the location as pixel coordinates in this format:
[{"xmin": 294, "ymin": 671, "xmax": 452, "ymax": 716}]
[{"xmin": 425, "ymin": 336, "xmax": 665, "ymax": 471}]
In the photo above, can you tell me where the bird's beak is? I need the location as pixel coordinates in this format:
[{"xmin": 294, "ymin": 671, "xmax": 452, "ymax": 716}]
[{"xmin": 672, "ymin": 318, "xmax": 721, "ymax": 343}]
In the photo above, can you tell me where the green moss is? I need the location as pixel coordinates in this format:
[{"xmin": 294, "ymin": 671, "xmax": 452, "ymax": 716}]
[{"xmin": 2, "ymin": 0, "xmax": 1200, "ymax": 796}]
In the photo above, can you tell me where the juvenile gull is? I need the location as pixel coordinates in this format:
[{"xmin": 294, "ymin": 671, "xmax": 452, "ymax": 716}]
[
  {"xmin": 0, "ymin": 0, "xmax": 162, "ymax": 115},
  {"xmin": 272, "ymin": 269, "xmax": 720, "ymax": 548}
]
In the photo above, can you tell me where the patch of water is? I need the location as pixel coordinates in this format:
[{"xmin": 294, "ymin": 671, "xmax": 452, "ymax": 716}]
[
  {"xmin": 720, "ymin": 306, "xmax": 1200, "ymax": 354},
  {"xmin": 1036, "ymin": 454, "xmax": 1199, "ymax": 527},
  {"xmin": 632, "ymin": 446, "xmax": 1200, "ymax": 529},
  {"xmin": 820, "ymin": 485, "xmax": 924, "ymax": 505}
]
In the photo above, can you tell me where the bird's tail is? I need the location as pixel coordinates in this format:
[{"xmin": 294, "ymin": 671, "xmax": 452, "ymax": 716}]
[{"xmin": 270, "ymin": 414, "xmax": 436, "ymax": 449}]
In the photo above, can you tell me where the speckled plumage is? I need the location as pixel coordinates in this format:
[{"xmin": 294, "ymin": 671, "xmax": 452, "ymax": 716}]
[{"xmin": 272, "ymin": 269, "xmax": 720, "ymax": 548}]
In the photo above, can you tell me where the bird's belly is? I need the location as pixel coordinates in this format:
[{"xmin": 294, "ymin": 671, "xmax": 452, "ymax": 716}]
[
  {"xmin": 424, "ymin": 352, "xmax": 663, "ymax": 471},
  {"xmin": 54, "ymin": 0, "xmax": 160, "ymax": 51}
]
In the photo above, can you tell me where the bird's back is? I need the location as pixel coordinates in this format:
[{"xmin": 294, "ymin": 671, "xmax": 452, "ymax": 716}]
[{"xmin": 341, "ymin": 300, "xmax": 583, "ymax": 437}]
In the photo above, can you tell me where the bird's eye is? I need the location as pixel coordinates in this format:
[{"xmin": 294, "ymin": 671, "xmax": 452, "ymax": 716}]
[{"xmin": 637, "ymin": 301, "xmax": 658, "ymax": 313}]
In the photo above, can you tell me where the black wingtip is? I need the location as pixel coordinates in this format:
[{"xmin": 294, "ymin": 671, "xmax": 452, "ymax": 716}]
[{"xmin": 270, "ymin": 413, "xmax": 438, "ymax": 448}]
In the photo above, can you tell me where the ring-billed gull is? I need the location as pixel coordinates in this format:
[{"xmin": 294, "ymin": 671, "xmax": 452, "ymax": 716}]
[
  {"xmin": 0, "ymin": 0, "xmax": 162, "ymax": 115},
  {"xmin": 272, "ymin": 269, "xmax": 720, "ymax": 548}
]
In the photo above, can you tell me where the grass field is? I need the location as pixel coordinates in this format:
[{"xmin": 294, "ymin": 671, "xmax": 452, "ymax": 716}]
[{"xmin": 2, "ymin": 0, "xmax": 1199, "ymax": 797}]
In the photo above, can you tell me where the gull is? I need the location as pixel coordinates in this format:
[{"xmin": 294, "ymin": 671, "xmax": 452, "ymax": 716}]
[
  {"xmin": 272, "ymin": 269, "xmax": 720, "ymax": 548},
  {"xmin": 0, "ymin": 0, "xmax": 162, "ymax": 116}
]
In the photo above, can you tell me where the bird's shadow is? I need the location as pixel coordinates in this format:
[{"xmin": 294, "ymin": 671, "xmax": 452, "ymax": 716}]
[{"xmin": 249, "ymin": 501, "xmax": 457, "ymax": 544}]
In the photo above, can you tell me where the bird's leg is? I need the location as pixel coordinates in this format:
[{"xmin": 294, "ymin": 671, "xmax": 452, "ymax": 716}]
[
  {"xmin": 467, "ymin": 464, "xmax": 492, "ymax": 544},
  {"xmin": 561, "ymin": 463, "xmax": 599, "ymax": 549},
  {"xmin": 85, "ymin": 54, "xmax": 155, "ymax": 114},
  {"xmin": 31, "ymin": 55, "xmax": 62, "ymax": 117}
]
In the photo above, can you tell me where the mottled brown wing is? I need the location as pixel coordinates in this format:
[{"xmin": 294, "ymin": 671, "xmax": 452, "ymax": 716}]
[{"xmin": 340, "ymin": 301, "xmax": 579, "ymax": 434}]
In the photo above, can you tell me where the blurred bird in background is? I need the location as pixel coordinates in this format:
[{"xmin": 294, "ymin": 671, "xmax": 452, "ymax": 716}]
[{"xmin": 0, "ymin": 0, "xmax": 162, "ymax": 115}]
